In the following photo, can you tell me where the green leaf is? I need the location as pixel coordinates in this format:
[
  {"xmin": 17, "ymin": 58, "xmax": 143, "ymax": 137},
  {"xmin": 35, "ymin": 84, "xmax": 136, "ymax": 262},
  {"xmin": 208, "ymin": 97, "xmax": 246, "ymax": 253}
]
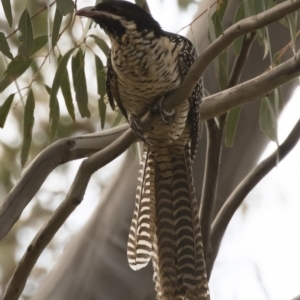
[
  {"xmin": 135, "ymin": 0, "xmax": 145, "ymax": 7},
  {"xmin": 95, "ymin": 54, "xmax": 106, "ymax": 96},
  {"xmin": 287, "ymin": 13, "xmax": 297, "ymax": 55},
  {"xmin": 260, "ymin": 94, "xmax": 278, "ymax": 143},
  {"xmin": 225, "ymin": 106, "xmax": 242, "ymax": 147},
  {"xmin": 50, "ymin": 48, "xmax": 74, "ymax": 113},
  {"xmin": 244, "ymin": 0, "xmax": 254, "ymax": 17},
  {"xmin": 0, "ymin": 56, "xmax": 33, "ymax": 93},
  {"xmin": 98, "ymin": 97, "xmax": 106, "ymax": 129},
  {"xmin": 45, "ymin": 85, "xmax": 59, "ymax": 141},
  {"xmin": 90, "ymin": 34, "xmax": 110, "ymax": 57},
  {"xmin": 52, "ymin": 9, "xmax": 63, "ymax": 48},
  {"xmin": 0, "ymin": 32, "xmax": 13, "ymax": 59},
  {"xmin": 32, "ymin": 35, "xmax": 48, "ymax": 55},
  {"xmin": 60, "ymin": 66, "xmax": 75, "ymax": 121},
  {"xmin": 18, "ymin": 9, "xmax": 34, "ymax": 57},
  {"xmin": 112, "ymin": 110, "xmax": 123, "ymax": 127},
  {"xmin": 56, "ymin": 0, "xmax": 74, "ymax": 16},
  {"xmin": 72, "ymin": 49, "xmax": 90, "ymax": 118},
  {"xmin": 216, "ymin": 0, "xmax": 228, "ymax": 22},
  {"xmin": 21, "ymin": 89, "xmax": 35, "ymax": 167},
  {"xmin": 0, "ymin": 93, "xmax": 15, "ymax": 128},
  {"xmin": 1, "ymin": 0, "xmax": 12, "ymax": 27},
  {"xmin": 95, "ymin": 54, "xmax": 106, "ymax": 128},
  {"xmin": 233, "ymin": 2, "xmax": 245, "ymax": 57},
  {"xmin": 208, "ymin": 9, "xmax": 217, "ymax": 42}
]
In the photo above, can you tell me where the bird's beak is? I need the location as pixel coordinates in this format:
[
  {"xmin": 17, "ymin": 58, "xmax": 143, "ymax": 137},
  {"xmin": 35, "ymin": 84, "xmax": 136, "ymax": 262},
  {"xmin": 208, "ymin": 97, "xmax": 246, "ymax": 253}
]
[{"xmin": 76, "ymin": 7, "xmax": 96, "ymax": 18}]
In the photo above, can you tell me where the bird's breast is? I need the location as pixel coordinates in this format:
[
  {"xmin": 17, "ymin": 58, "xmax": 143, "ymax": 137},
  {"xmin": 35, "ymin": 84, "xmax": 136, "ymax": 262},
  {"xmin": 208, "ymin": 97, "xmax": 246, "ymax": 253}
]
[{"xmin": 111, "ymin": 35, "xmax": 182, "ymax": 115}]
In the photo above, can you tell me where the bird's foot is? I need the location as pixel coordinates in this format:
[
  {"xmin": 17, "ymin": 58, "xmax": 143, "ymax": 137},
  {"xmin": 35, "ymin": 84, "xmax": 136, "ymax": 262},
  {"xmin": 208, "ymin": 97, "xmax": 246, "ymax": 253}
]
[
  {"xmin": 128, "ymin": 113, "xmax": 152, "ymax": 146},
  {"xmin": 152, "ymin": 97, "xmax": 175, "ymax": 123}
]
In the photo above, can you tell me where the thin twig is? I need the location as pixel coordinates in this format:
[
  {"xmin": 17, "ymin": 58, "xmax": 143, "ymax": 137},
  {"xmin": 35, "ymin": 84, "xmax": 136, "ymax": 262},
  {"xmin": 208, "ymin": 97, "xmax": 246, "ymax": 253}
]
[{"xmin": 209, "ymin": 117, "xmax": 300, "ymax": 274}]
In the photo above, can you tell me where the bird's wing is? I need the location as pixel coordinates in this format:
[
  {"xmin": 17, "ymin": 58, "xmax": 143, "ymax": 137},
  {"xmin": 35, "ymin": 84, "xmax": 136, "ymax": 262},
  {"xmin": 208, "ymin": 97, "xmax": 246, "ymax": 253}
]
[{"xmin": 106, "ymin": 50, "xmax": 128, "ymax": 119}]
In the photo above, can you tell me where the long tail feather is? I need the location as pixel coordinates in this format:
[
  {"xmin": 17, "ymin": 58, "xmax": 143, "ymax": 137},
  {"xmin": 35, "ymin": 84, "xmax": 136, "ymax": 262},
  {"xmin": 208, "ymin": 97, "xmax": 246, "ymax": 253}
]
[{"xmin": 127, "ymin": 146, "xmax": 156, "ymax": 270}]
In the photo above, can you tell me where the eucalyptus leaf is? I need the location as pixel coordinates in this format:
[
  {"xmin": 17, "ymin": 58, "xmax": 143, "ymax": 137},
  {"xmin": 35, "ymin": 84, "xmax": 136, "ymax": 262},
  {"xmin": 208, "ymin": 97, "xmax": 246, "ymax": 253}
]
[
  {"xmin": 225, "ymin": 106, "xmax": 242, "ymax": 147},
  {"xmin": 233, "ymin": 2, "xmax": 245, "ymax": 57},
  {"xmin": 32, "ymin": 35, "xmax": 48, "ymax": 55},
  {"xmin": 90, "ymin": 34, "xmax": 109, "ymax": 57},
  {"xmin": 59, "ymin": 55, "xmax": 75, "ymax": 121},
  {"xmin": 57, "ymin": 0, "xmax": 74, "ymax": 16},
  {"xmin": 52, "ymin": 9, "xmax": 63, "ymax": 48},
  {"xmin": 0, "ymin": 32, "xmax": 13, "ymax": 59},
  {"xmin": 0, "ymin": 56, "xmax": 32, "ymax": 93},
  {"xmin": 18, "ymin": 9, "xmax": 34, "ymax": 57},
  {"xmin": 72, "ymin": 49, "xmax": 90, "ymax": 118},
  {"xmin": 21, "ymin": 89, "xmax": 35, "ymax": 167},
  {"xmin": 98, "ymin": 97, "xmax": 106, "ymax": 129},
  {"xmin": 50, "ymin": 48, "xmax": 74, "ymax": 112},
  {"xmin": 0, "ymin": 93, "xmax": 15, "ymax": 128},
  {"xmin": 1, "ymin": 0, "xmax": 12, "ymax": 27},
  {"xmin": 45, "ymin": 85, "xmax": 60, "ymax": 142}
]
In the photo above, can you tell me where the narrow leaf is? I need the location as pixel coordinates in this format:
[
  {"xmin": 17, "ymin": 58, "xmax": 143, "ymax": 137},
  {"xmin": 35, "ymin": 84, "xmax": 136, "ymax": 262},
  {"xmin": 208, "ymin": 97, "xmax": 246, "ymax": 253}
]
[
  {"xmin": 18, "ymin": 9, "xmax": 34, "ymax": 57},
  {"xmin": 50, "ymin": 48, "xmax": 74, "ymax": 111},
  {"xmin": 60, "ymin": 67, "xmax": 75, "ymax": 121},
  {"xmin": 72, "ymin": 49, "xmax": 90, "ymax": 118},
  {"xmin": 45, "ymin": 85, "xmax": 60, "ymax": 141},
  {"xmin": 52, "ymin": 9, "xmax": 63, "ymax": 48},
  {"xmin": 112, "ymin": 110, "xmax": 123, "ymax": 127},
  {"xmin": 98, "ymin": 97, "xmax": 106, "ymax": 129},
  {"xmin": 21, "ymin": 89, "xmax": 35, "ymax": 167},
  {"xmin": 1, "ymin": 0, "xmax": 12, "ymax": 27},
  {"xmin": 287, "ymin": 13, "xmax": 297, "ymax": 55},
  {"xmin": 0, "ymin": 93, "xmax": 15, "ymax": 128},
  {"xmin": 0, "ymin": 32, "xmax": 13, "ymax": 59},
  {"xmin": 56, "ymin": 0, "xmax": 74, "ymax": 16},
  {"xmin": 90, "ymin": 34, "xmax": 109, "ymax": 57},
  {"xmin": 233, "ymin": 2, "xmax": 245, "ymax": 57},
  {"xmin": 260, "ymin": 95, "xmax": 278, "ymax": 143},
  {"xmin": 95, "ymin": 54, "xmax": 106, "ymax": 128},
  {"xmin": 0, "ymin": 56, "xmax": 32, "ymax": 93},
  {"xmin": 216, "ymin": 0, "xmax": 228, "ymax": 22},
  {"xmin": 95, "ymin": 54, "xmax": 106, "ymax": 96},
  {"xmin": 32, "ymin": 35, "xmax": 48, "ymax": 55},
  {"xmin": 225, "ymin": 106, "xmax": 242, "ymax": 147}
]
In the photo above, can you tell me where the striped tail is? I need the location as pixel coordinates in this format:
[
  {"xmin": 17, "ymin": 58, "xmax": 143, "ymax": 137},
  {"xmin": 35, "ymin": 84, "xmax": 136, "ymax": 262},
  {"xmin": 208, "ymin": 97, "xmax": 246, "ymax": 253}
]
[
  {"xmin": 127, "ymin": 144, "xmax": 209, "ymax": 299},
  {"xmin": 152, "ymin": 145, "xmax": 210, "ymax": 300},
  {"xmin": 127, "ymin": 146, "xmax": 156, "ymax": 270}
]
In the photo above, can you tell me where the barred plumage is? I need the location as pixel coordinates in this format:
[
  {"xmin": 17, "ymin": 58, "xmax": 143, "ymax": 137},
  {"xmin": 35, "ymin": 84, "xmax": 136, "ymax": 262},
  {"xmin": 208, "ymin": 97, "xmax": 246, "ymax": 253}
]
[{"xmin": 76, "ymin": 1, "xmax": 209, "ymax": 299}]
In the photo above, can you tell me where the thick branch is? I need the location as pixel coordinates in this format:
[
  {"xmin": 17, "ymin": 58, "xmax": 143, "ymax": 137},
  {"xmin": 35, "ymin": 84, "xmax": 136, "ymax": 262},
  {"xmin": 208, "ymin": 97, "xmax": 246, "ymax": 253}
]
[
  {"xmin": 202, "ymin": 50, "xmax": 300, "ymax": 119},
  {"xmin": 208, "ymin": 117, "xmax": 300, "ymax": 273},
  {"xmin": 0, "ymin": 124, "xmax": 129, "ymax": 242}
]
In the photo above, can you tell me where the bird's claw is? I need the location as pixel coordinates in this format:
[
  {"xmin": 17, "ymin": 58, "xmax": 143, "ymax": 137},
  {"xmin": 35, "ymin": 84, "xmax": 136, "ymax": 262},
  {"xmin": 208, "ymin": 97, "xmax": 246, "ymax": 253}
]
[
  {"xmin": 128, "ymin": 113, "xmax": 152, "ymax": 146},
  {"xmin": 152, "ymin": 98, "xmax": 175, "ymax": 124}
]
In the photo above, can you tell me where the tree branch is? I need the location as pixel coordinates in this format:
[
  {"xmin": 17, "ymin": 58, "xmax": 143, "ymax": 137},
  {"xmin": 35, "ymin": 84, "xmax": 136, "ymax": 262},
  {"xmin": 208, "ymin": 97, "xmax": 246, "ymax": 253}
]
[
  {"xmin": 208, "ymin": 117, "xmax": 300, "ymax": 273},
  {"xmin": 0, "ymin": 124, "xmax": 129, "ymax": 242},
  {"xmin": 163, "ymin": 0, "xmax": 300, "ymax": 113},
  {"xmin": 202, "ymin": 49, "xmax": 300, "ymax": 119}
]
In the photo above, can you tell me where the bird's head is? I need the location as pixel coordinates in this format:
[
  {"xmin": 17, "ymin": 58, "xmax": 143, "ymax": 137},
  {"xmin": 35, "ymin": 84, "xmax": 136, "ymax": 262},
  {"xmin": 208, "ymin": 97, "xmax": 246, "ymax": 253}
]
[{"xmin": 76, "ymin": 1, "xmax": 161, "ymax": 39}]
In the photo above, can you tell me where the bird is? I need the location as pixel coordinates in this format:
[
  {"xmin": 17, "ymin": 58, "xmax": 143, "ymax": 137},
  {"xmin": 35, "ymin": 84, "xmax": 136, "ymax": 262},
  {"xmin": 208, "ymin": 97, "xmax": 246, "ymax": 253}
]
[{"xmin": 76, "ymin": 1, "xmax": 209, "ymax": 299}]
